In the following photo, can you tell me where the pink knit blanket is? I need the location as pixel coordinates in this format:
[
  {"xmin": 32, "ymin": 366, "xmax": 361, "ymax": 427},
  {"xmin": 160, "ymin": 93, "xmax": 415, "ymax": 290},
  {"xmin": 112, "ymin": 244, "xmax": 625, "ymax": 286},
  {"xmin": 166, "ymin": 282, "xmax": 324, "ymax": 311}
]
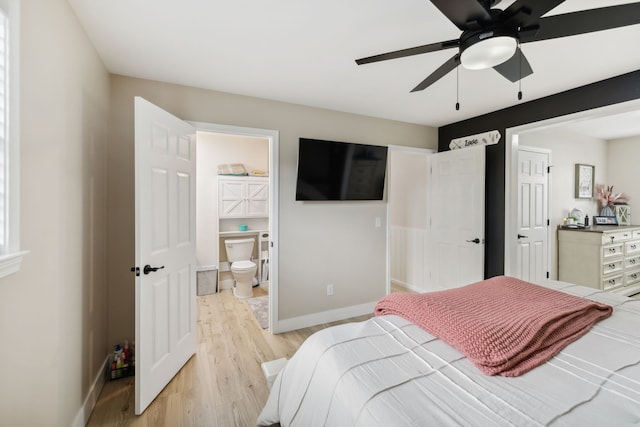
[{"xmin": 374, "ymin": 276, "xmax": 612, "ymax": 376}]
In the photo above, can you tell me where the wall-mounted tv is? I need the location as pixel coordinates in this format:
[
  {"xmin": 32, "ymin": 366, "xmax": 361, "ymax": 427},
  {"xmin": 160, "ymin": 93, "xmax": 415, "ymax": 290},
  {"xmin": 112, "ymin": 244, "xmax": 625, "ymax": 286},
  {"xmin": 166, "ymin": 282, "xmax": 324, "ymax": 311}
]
[{"xmin": 295, "ymin": 138, "xmax": 388, "ymax": 201}]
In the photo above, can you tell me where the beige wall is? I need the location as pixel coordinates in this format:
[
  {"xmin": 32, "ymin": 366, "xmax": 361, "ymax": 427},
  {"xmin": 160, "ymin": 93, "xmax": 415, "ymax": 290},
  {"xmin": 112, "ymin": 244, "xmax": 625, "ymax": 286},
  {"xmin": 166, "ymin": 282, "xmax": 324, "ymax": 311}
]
[
  {"xmin": 108, "ymin": 75, "xmax": 436, "ymax": 340},
  {"xmin": 0, "ymin": 0, "xmax": 110, "ymax": 425}
]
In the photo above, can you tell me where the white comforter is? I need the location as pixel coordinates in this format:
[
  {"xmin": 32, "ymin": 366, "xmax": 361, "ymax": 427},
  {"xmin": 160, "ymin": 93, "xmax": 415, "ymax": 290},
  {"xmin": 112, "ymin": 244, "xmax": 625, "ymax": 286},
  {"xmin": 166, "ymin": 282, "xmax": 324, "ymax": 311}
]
[{"xmin": 257, "ymin": 281, "xmax": 640, "ymax": 426}]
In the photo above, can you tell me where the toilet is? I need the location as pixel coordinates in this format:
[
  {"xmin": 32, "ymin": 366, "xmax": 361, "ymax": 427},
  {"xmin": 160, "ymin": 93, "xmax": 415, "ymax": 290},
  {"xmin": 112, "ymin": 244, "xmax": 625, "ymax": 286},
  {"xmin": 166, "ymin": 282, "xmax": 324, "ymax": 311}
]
[{"xmin": 224, "ymin": 238, "xmax": 257, "ymax": 298}]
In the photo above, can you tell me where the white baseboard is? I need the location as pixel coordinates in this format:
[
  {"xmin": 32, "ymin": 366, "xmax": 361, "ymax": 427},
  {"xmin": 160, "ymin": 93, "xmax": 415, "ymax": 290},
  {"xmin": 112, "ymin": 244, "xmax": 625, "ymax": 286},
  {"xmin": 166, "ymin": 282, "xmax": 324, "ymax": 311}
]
[
  {"xmin": 391, "ymin": 280, "xmax": 425, "ymax": 294},
  {"xmin": 71, "ymin": 354, "xmax": 110, "ymax": 427},
  {"xmin": 272, "ymin": 301, "xmax": 376, "ymax": 333}
]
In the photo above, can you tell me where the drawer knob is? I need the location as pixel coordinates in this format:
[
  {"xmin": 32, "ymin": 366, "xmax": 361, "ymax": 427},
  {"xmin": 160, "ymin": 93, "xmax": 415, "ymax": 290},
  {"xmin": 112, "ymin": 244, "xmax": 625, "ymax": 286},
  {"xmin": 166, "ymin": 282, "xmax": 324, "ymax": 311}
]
[{"xmin": 632, "ymin": 274, "xmax": 638, "ymax": 279}]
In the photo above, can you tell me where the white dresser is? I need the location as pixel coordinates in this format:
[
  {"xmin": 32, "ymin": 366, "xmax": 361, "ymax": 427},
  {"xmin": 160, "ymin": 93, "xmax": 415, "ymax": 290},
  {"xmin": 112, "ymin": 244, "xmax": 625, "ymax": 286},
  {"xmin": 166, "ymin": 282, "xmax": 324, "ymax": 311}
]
[{"xmin": 558, "ymin": 226, "xmax": 640, "ymax": 296}]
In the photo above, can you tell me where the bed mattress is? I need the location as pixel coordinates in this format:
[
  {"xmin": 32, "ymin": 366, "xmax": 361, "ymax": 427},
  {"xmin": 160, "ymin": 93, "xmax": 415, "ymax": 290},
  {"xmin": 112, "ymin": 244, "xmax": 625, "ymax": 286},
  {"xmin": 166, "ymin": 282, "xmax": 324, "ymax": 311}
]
[{"xmin": 257, "ymin": 280, "xmax": 640, "ymax": 426}]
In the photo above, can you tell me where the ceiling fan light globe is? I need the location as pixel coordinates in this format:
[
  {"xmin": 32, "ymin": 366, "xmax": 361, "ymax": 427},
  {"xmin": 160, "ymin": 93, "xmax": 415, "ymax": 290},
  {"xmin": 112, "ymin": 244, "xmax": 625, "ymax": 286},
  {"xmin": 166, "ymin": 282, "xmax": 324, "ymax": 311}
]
[{"xmin": 460, "ymin": 36, "xmax": 517, "ymax": 70}]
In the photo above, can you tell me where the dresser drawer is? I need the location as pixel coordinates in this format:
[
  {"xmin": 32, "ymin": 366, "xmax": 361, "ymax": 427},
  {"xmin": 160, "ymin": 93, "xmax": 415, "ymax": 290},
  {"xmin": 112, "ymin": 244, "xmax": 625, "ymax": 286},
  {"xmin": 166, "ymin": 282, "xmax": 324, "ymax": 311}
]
[
  {"xmin": 625, "ymin": 240, "xmax": 640, "ymax": 256},
  {"xmin": 603, "ymin": 243, "xmax": 624, "ymax": 259},
  {"xmin": 634, "ymin": 230, "xmax": 640, "ymax": 240},
  {"xmin": 603, "ymin": 230, "xmax": 634, "ymax": 244},
  {"xmin": 625, "ymin": 255, "xmax": 640, "ymax": 269},
  {"xmin": 603, "ymin": 274, "xmax": 624, "ymax": 290},
  {"xmin": 603, "ymin": 259, "xmax": 624, "ymax": 276},
  {"xmin": 625, "ymin": 270, "xmax": 640, "ymax": 286}
]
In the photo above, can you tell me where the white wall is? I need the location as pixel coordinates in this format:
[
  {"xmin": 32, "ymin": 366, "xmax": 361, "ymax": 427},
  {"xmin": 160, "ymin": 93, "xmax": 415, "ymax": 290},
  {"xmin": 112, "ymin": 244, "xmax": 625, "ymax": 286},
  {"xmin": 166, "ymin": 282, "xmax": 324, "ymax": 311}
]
[
  {"xmin": 196, "ymin": 132, "xmax": 269, "ymax": 267},
  {"xmin": 0, "ymin": 1, "xmax": 110, "ymax": 425},
  {"xmin": 606, "ymin": 135, "xmax": 640, "ymax": 220},
  {"xmin": 519, "ymin": 129, "xmax": 608, "ymax": 279}
]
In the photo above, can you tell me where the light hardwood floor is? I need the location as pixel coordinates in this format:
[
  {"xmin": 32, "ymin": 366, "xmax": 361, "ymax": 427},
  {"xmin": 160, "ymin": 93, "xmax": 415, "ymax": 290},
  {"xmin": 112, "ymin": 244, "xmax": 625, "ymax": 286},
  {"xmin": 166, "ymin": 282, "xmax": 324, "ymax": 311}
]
[{"xmin": 87, "ymin": 288, "xmax": 375, "ymax": 426}]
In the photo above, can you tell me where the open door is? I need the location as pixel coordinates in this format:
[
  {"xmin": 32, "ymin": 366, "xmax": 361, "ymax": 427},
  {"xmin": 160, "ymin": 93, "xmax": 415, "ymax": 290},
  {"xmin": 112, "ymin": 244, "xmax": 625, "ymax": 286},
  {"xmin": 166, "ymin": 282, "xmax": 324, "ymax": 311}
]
[
  {"xmin": 428, "ymin": 145, "xmax": 485, "ymax": 289},
  {"xmin": 134, "ymin": 97, "xmax": 197, "ymax": 414}
]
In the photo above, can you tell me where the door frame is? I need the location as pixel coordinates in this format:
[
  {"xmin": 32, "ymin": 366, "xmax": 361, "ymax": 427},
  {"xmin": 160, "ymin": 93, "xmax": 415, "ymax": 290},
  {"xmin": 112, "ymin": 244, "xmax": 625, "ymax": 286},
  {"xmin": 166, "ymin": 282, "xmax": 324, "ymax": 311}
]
[
  {"xmin": 505, "ymin": 99, "xmax": 640, "ymax": 278},
  {"xmin": 506, "ymin": 133, "xmax": 552, "ymax": 278},
  {"xmin": 189, "ymin": 121, "xmax": 280, "ymax": 332}
]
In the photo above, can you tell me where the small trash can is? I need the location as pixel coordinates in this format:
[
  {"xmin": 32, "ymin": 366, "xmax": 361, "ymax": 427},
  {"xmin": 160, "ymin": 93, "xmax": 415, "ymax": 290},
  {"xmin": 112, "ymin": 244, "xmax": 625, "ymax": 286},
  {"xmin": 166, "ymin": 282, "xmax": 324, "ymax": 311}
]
[{"xmin": 196, "ymin": 265, "xmax": 218, "ymax": 295}]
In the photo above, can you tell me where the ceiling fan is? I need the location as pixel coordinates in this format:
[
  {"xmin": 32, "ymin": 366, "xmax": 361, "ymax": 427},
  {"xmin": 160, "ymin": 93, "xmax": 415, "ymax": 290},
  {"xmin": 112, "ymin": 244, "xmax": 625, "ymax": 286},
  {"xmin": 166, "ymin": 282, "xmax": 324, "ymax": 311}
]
[{"xmin": 355, "ymin": 0, "xmax": 640, "ymax": 93}]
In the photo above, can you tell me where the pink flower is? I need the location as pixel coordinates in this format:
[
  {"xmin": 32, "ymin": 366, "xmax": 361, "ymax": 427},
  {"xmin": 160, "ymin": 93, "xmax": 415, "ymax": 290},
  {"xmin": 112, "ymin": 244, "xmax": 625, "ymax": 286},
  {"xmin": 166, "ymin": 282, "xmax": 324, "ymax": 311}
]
[{"xmin": 595, "ymin": 184, "xmax": 629, "ymax": 207}]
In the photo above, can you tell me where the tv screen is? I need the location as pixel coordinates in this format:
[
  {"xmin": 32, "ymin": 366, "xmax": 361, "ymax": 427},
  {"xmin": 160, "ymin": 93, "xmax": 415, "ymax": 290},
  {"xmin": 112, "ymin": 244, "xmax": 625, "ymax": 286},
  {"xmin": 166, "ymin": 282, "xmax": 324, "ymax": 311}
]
[{"xmin": 295, "ymin": 138, "xmax": 388, "ymax": 201}]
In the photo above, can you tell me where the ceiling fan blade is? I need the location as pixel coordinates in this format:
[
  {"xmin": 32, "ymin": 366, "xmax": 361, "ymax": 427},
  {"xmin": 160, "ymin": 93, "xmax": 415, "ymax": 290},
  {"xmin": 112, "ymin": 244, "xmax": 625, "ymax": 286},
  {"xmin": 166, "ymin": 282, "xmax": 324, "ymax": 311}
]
[
  {"xmin": 500, "ymin": 0, "xmax": 564, "ymax": 28},
  {"xmin": 411, "ymin": 54, "xmax": 460, "ymax": 92},
  {"xmin": 493, "ymin": 48, "xmax": 533, "ymax": 82},
  {"xmin": 429, "ymin": 0, "xmax": 492, "ymax": 30},
  {"xmin": 520, "ymin": 3, "xmax": 640, "ymax": 44},
  {"xmin": 355, "ymin": 39, "xmax": 459, "ymax": 65}
]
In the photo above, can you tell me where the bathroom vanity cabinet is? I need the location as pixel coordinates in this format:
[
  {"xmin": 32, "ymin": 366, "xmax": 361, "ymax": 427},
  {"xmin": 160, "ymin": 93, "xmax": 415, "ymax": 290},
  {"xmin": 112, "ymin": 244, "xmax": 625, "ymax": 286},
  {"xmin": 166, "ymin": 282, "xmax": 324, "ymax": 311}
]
[
  {"xmin": 218, "ymin": 176, "xmax": 268, "ymax": 218},
  {"xmin": 558, "ymin": 225, "xmax": 640, "ymax": 297}
]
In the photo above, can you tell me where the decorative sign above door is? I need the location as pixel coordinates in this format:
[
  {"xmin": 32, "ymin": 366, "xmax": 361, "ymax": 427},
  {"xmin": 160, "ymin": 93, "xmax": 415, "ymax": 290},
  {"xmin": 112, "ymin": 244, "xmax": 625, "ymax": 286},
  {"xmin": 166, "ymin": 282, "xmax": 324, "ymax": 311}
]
[{"xmin": 449, "ymin": 130, "xmax": 501, "ymax": 150}]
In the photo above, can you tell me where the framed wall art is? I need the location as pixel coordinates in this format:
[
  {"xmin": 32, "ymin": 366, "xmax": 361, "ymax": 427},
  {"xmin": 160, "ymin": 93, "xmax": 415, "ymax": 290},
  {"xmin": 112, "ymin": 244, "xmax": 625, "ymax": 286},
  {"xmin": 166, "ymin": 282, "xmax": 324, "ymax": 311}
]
[{"xmin": 575, "ymin": 163, "xmax": 594, "ymax": 199}]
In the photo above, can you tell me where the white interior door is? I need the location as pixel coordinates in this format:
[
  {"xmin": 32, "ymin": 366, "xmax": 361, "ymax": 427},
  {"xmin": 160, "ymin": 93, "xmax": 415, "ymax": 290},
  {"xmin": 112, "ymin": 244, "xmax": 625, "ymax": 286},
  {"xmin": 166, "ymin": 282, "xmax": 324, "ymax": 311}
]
[
  {"xmin": 428, "ymin": 145, "xmax": 485, "ymax": 289},
  {"xmin": 134, "ymin": 97, "xmax": 197, "ymax": 414},
  {"xmin": 515, "ymin": 146, "xmax": 549, "ymax": 282}
]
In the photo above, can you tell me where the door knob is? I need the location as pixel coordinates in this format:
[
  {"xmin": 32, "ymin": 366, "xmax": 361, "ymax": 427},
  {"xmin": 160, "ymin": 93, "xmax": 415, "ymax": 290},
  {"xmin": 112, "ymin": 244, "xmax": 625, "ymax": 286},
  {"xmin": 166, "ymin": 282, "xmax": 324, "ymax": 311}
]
[
  {"xmin": 466, "ymin": 238, "xmax": 481, "ymax": 244},
  {"xmin": 517, "ymin": 234, "xmax": 528, "ymax": 239},
  {"xmin": 143, "ymin": 264, "xmax": 165, "ymax": 275}
]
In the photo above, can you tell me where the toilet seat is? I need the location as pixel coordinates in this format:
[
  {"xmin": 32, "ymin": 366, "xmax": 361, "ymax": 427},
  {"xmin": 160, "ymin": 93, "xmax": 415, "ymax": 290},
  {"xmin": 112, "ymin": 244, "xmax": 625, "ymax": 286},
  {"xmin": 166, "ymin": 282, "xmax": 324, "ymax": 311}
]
[{"xmin": 231, "ymin": 260, "xmax": 256, "ymax": 272}]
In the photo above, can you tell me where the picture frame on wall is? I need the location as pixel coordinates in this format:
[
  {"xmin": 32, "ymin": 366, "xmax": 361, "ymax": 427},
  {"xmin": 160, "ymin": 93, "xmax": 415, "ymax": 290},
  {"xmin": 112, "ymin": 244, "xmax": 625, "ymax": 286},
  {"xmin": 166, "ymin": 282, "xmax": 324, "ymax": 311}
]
[
  {"xmin": 594, "ymin": 216, "xmax": 618, "ymax": 225},
  {"xmin": 575, "ymin": 163, "xmax": 595, "ymax": 199}
]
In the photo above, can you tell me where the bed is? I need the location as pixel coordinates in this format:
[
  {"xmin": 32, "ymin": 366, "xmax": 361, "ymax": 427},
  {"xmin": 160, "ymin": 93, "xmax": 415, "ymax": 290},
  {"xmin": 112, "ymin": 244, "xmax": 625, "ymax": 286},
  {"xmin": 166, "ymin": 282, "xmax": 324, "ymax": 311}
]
[{"xmin": 256, "ymin": 277, "xmax": 640, "ymax": 426}]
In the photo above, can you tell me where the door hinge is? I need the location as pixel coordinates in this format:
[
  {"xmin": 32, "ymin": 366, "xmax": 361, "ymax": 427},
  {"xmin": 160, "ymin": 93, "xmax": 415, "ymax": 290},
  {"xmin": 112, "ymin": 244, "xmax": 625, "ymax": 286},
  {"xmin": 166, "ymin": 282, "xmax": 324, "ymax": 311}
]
[
  {"xmin": 546, "ymin": 271, "xmax": 550, "ymax": 279},
  {"xmin": 547, "ymin": 219, "xmax": 550, "ymax": 226},
  {"xmin": 130, "ymin": 266, "xmax": 140, "ymax": 277}
]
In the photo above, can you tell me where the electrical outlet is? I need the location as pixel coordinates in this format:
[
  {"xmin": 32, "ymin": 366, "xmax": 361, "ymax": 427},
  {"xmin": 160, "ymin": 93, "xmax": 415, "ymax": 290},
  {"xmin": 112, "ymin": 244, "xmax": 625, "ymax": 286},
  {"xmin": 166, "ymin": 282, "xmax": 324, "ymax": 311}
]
[{"xmin": 326, "ymin": 283, "xmax": 334, "ymax": 296}]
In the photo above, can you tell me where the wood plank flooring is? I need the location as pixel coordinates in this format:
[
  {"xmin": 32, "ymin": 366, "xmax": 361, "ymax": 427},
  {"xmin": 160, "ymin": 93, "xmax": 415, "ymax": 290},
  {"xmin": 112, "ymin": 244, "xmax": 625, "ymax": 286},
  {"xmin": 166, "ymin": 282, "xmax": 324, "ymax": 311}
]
[{"xmin": 86, "ymin": 288, "xmax": 374, "ymax": 426}]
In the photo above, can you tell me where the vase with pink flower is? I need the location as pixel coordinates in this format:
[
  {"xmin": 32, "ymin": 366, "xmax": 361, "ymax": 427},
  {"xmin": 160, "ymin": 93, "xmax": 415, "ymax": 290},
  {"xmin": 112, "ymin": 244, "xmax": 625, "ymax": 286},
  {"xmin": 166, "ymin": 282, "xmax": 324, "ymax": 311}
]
[{"xmin": 595, "ymin": 184, "xmax": 629, "ymax": 218}]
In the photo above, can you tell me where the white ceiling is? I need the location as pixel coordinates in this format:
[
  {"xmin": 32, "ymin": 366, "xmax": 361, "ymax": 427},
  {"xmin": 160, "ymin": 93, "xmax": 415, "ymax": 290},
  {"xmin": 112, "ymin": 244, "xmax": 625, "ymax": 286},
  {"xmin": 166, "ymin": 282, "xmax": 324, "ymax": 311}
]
[{"xmin": 67, "ymin": 0, "xmax": 640, "ymax": 128}]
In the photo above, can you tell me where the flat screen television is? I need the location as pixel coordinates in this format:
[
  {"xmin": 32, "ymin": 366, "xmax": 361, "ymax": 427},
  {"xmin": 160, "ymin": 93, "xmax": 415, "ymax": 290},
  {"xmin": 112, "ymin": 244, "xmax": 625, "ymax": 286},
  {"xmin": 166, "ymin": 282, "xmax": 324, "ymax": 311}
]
[{"xmin": 295, "ymin": 138, "xmax": 388, "ymax": 201}]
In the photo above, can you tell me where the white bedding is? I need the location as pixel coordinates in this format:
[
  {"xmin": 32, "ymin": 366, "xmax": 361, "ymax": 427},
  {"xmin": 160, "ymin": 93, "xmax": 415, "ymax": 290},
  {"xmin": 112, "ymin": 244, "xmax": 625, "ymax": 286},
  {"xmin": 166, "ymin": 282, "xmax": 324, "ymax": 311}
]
[{"xmin": 256, "ymin": 280, "xmax": 640, "ymax": 426}]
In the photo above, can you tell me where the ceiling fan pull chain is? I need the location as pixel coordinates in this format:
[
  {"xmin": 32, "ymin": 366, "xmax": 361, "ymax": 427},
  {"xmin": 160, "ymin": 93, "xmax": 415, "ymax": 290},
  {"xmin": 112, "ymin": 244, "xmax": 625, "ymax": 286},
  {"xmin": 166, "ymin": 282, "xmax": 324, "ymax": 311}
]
[
  {"xmin": 455, "ymin": 65, "xmax": 460, "ymax": 111},
  {"xmin": 517, "ymin": 41, "xmax": 523, "ymax": 101}
]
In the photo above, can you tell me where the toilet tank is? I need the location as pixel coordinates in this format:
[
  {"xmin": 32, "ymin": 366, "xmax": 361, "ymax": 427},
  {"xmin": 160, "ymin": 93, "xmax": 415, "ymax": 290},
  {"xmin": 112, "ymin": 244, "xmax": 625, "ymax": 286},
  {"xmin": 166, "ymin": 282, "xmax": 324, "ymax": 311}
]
[{"xmin": 224, "ymin": 238, "xmax": 255, "ymax": 262}]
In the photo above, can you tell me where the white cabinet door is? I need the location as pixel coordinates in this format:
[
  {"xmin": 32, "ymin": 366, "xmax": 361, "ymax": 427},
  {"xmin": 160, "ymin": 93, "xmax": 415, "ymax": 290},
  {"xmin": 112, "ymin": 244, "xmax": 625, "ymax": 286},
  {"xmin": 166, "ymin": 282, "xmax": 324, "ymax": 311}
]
[
  {"xmin": 219, "ymin": 177, "xmax": 268, "ymax": 218},
  {"xmin": 246, "ymin": 180, "xmax": 269, "ymax": 216},
  {"xmin": 219, "ymin": 180, "xmax": 245, "ymax": 217}
]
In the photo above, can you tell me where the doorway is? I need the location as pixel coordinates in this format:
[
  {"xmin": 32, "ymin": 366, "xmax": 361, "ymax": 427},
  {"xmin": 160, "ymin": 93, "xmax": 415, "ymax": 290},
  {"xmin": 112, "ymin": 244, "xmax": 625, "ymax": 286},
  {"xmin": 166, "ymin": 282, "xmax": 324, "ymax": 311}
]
[
  {"xmin": 191, "ymin": 121, "xmax": 279, "ymax": 332},
  {"xmin": 387, "ymin": 145, "xmax": 433, "ymax": 293}
]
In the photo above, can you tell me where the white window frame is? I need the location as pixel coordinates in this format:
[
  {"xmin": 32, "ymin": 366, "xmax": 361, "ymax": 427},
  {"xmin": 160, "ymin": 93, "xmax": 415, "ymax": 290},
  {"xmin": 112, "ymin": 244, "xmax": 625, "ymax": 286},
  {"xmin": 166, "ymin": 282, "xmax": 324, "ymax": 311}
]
[{"xmin": 0, "ymin": 0, "xmax": 26, "ymax": 279}]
